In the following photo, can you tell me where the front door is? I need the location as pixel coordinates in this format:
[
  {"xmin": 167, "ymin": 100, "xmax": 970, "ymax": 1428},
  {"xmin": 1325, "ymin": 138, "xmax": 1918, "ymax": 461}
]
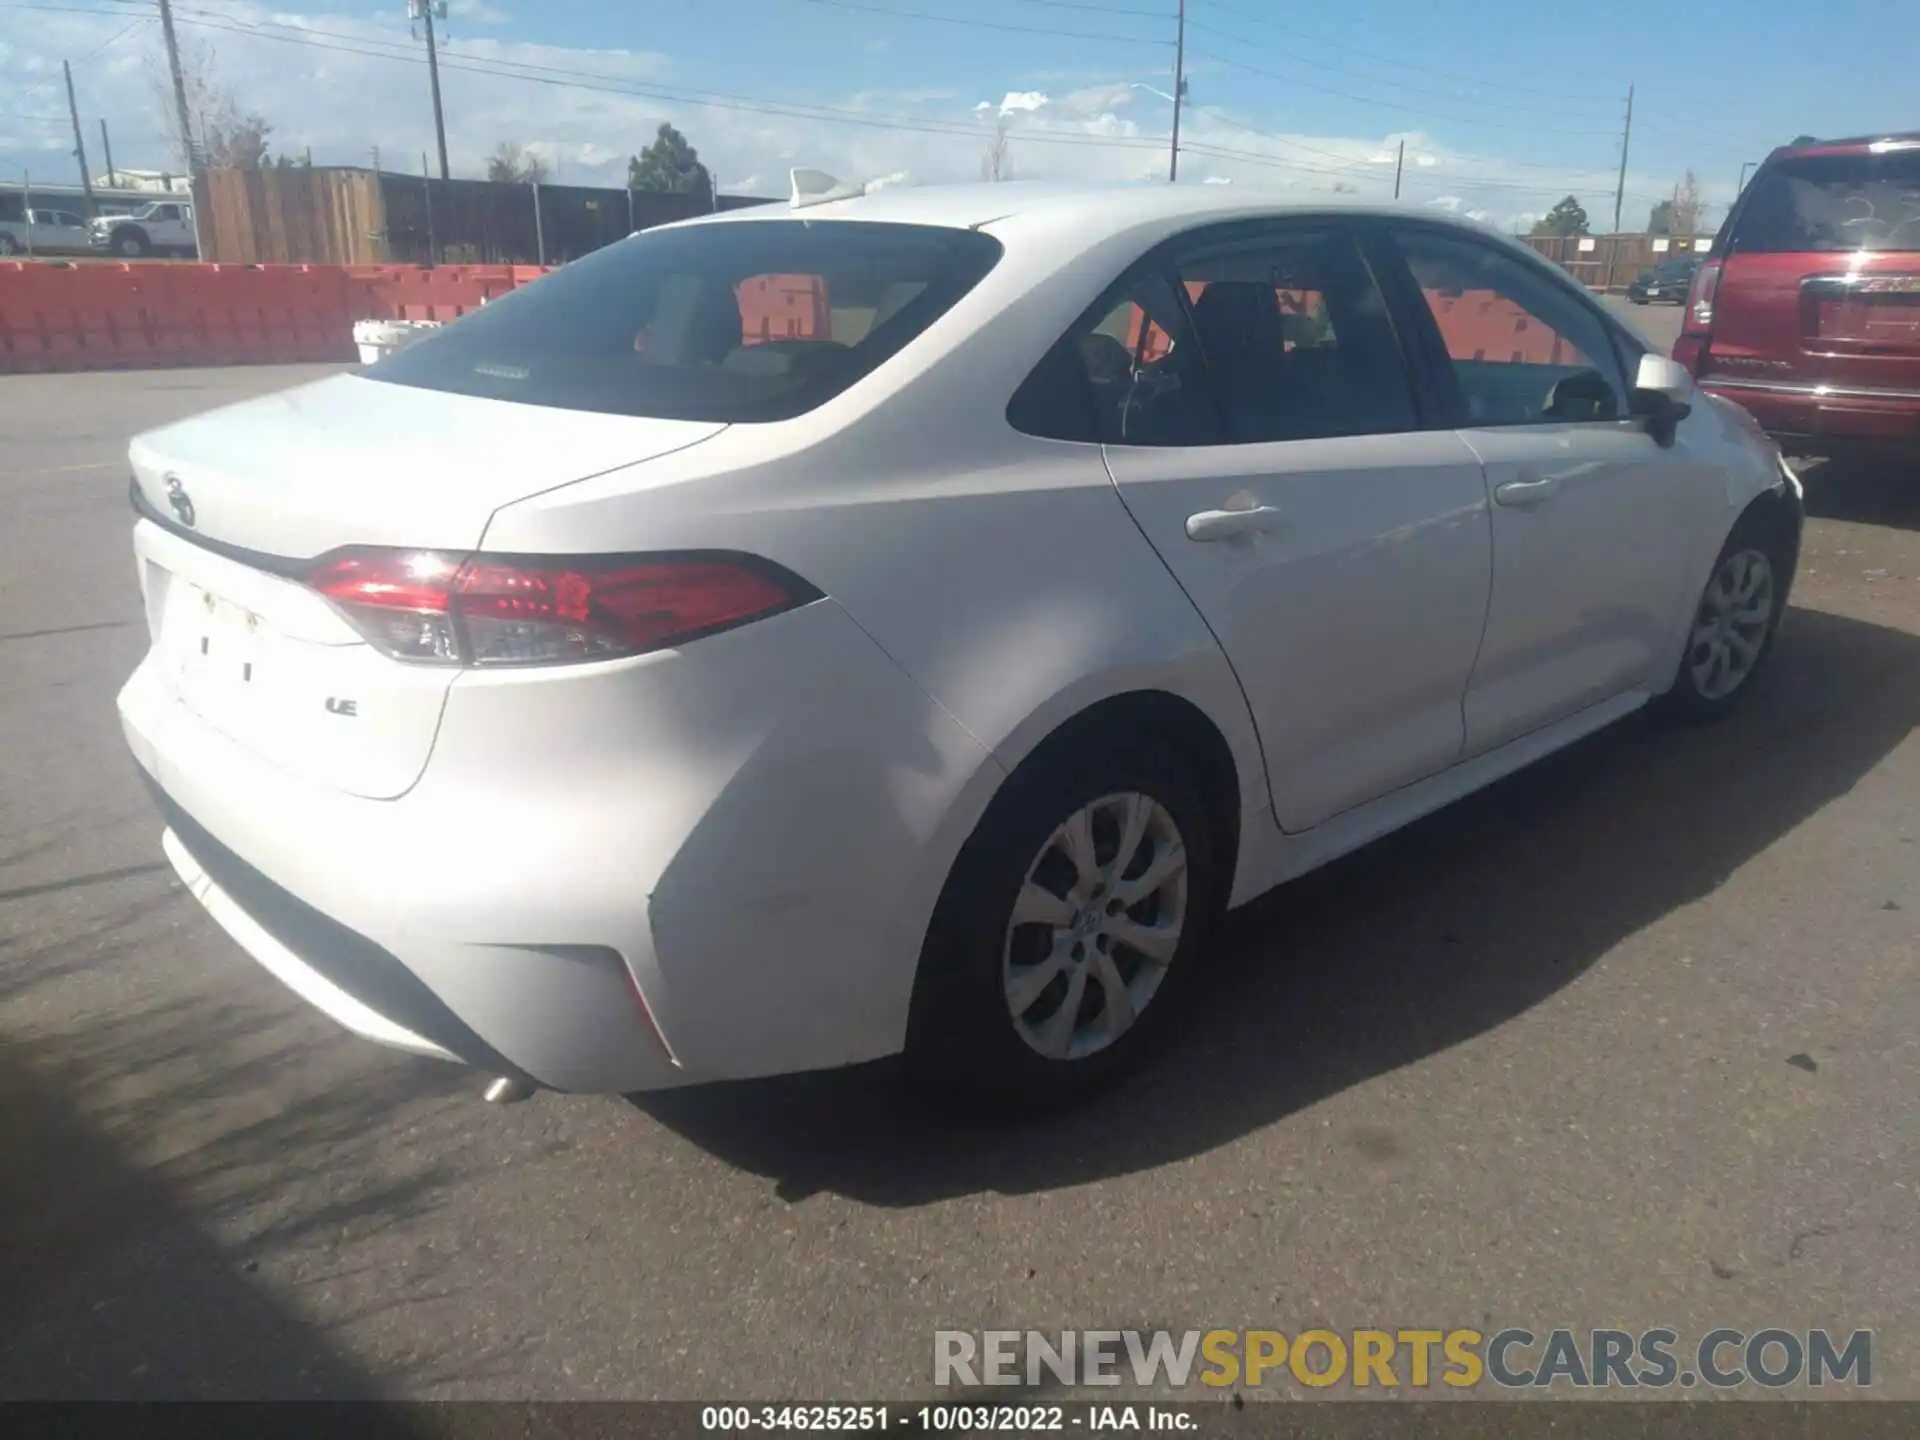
[
  {"xmin": 1381, "ymin": 223, "xmax": 1698, "ymax": 755},
  {"xmin": 1097, "ymin": 223, "xmax": 1494, "ymax": 833}
]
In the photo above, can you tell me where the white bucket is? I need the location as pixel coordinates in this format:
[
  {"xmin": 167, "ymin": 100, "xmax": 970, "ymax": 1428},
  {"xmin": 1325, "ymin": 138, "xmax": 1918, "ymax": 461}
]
[{"xmin": 352, "ymin": 318, "xmax": 442, "ymax": 365}]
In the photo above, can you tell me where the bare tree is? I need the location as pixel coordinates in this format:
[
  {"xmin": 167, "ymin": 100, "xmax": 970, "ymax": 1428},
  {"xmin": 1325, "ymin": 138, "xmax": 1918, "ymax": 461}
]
[
  {"xmin": 980, "ymin": 117, "xmax": 1012, "ymax": 182},
  {"xmin": 1670, "ymin": 168, "xmax": 1706, "ymax": 237},
  {"xmin": 486, "ymin": 141, "xmax": 551, "ymax": 185},
  {"xmin": 148, "ymin": 38, "xmax": 272, "ymax": 170}
]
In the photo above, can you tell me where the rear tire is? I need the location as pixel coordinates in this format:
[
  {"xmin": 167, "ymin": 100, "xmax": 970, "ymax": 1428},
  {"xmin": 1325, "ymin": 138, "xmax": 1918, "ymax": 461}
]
[
  {"xmin": 1662, "ymin": 511, "xmax": 1793, "ymax": 722},
  {"xmin": 905, "ymin": 735, "xmax": 1219, "ymax": 1110}
]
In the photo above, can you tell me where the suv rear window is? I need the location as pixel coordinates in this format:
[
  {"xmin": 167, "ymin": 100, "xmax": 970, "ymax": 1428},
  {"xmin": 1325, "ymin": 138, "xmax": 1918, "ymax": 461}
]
[
  {"xmin": 1730, "ymin": 150, "xmax": 1920, "ymax": 254},
  {"xmin": 366, "ymin": 219, "xmax": 1003, "ymax": 422}
]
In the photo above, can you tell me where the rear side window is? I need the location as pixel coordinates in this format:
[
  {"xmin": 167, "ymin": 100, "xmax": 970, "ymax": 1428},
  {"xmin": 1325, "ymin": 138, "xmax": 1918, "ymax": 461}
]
[
  {"xmin": 367, "ymin": 220, "xmax": 1003, "ymax": 421},
  {"xmin": 1172, "ymin": 230, "xmax": 1416, "ymax": 443},
  {"xmin": 1730, "ymin": 151, "xmax": 1920, "ymax": 254},
  {"xmin": 1007, "ymin": 226, "xmax": 1417, "ymax": 447}
]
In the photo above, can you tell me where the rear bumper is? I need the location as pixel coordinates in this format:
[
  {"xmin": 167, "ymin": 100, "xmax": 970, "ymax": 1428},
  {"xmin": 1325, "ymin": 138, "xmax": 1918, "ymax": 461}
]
[
  {"xmin": 1699, "ymin": 377, "xmax": 1920, "ymax": 456},
  {"xmin": 118, "ymin": 594, "xmax": 1003, "ymax": 1094}
]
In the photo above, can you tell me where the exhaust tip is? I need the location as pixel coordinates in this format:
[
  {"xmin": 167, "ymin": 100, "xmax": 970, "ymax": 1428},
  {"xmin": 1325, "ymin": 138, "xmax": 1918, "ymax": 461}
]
[{"xmin": 483, "ymin": 1075, "xmax": 537, "ymax": 1105}]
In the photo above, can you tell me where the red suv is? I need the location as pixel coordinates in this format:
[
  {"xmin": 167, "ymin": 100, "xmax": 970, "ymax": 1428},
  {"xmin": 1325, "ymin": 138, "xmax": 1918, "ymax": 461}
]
[{"xmin": 1675, "ymin": 132, "xmax": 1920, "ymax": 459}]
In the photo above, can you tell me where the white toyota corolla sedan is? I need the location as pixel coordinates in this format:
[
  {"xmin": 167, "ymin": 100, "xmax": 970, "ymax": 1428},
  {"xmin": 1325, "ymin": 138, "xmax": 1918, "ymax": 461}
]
[{"xmin": 118, "ymin": 179, "xmax": 1802, "ymax": 1105}]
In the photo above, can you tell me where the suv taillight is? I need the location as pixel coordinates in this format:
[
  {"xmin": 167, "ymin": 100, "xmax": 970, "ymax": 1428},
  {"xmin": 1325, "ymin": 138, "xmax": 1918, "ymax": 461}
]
[
  {"xmin": 1684, "ymin": 259, "xmax": 1722, "ymax": 332},
  {"xmin": 1673, "ymin": 259, "xmax": 1723, "ymax": 374},
  {"xmin": 306, "ymin": 549, "xmax": 817, "ymax": 667}
]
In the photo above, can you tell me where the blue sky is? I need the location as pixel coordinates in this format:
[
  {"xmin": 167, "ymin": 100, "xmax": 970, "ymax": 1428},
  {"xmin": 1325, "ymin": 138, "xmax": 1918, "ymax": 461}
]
[{"xmin": 0, "ymin": 0, "xmax": 1910, "ymax": 230}]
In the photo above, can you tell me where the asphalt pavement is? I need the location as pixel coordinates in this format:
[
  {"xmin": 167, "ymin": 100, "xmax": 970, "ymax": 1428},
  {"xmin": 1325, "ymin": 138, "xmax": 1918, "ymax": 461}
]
[{"xmin": 2, "ymin": 323, "xmax": 1916, "ymax": 1401}]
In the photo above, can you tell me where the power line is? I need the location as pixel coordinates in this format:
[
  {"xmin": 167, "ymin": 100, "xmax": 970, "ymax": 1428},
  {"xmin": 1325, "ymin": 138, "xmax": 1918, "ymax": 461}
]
[
  {"xmin": 787, "ymin": 0, "xmax": 1171, "ymax": 44},
  {"xmin": 1185, "ymin": 15, "xmax": 1613, "ymax": 118},
  {"xmin": 1193, "ymin": 1, "xmax": 1615, "ymax": 104},
  {"xmin": 1186, "ymin": 46, "xmax": 1618, "ymax": 136},
  {"xmin": 147, "ymin": 7, "xmax": 1176, "ymax": 155},
  {"xmin": 1016, "ymin": 0, "xmax": 1172, "ymax": 15},
  {"xmin": 75, "ymin": 12, "xmax": 149, "ymax": 61}
]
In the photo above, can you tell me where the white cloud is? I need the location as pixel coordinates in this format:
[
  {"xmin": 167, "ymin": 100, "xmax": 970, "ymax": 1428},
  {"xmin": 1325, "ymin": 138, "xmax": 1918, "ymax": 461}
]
[
  {"xmin": 995, "ymin": 91, "xmax": 1050, "ymax": 117},
  {"xmin": 0, "ymin": 5, "xmax": 1728, "ymax": 230},
  {"xmin": 447, "ymin": 0, "xmax": 511, "ymax": 23}
]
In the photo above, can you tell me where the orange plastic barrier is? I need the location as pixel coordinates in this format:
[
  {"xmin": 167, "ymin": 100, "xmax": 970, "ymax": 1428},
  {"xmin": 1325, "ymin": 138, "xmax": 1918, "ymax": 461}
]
[{"xmin": 0, "ymin": 261, "xmax": 556, "ymax": 374}]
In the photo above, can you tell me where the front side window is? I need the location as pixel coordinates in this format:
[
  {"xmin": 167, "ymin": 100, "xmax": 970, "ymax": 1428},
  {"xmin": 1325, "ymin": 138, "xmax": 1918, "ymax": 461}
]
[
  {"xmin": 367, "ymin": 220, "xmax": 1002, "ymax": 421},
  {"xmin": 1394, "ymin": 228, "xmax": 1627, "ymax": 427}
]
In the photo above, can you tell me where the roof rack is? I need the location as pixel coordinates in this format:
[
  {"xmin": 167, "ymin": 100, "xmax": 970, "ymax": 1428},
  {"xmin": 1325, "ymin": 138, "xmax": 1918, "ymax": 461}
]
[{"xmin": 1788, "ymin": 130, "xmax": 1920, "ymax": 149}]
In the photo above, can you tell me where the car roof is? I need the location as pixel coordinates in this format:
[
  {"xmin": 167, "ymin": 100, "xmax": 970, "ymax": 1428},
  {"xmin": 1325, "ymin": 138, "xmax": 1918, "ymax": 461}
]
[
  {"xmin": 673, "ymin": 179, "xmax": 1503, "ymax": 241},
  {"xmin": 1771, "ymin": 131, "xmax": 1920, "ymax": 160},
  {"xmin": 664, "ymin": 181, "xmax": 1555, "ymax": 285}
]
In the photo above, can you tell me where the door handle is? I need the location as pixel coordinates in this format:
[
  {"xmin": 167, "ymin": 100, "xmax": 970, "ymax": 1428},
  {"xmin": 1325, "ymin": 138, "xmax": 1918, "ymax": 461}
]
[
  {"xmin": 1493, "ymin": 474, "xmax": 1561, "ymax": 508},
  {"xmin": 1185, "ymin": 505, "xmax": 1284, "ymax": 541}
]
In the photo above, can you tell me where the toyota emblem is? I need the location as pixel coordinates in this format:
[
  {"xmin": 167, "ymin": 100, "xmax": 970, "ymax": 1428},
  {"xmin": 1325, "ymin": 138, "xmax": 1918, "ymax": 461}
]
[{"xmin": 164, "ymin": 474, "xmax": 196, "ymax": 528}]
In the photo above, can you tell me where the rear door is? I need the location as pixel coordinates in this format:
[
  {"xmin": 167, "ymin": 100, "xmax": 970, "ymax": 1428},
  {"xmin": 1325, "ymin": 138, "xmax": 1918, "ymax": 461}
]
[
  {"xmin": 1712, "ymin": 147, "xmax": 1920, "ymax": 397},
  {"xmin": 1092, "ymin": 221, "xmax": 1494, "ymax": 833}
]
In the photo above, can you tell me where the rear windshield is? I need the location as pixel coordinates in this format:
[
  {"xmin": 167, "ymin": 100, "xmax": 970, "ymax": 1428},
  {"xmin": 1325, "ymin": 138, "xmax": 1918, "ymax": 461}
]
[
  {"xmin": 1730, "ymin": 150, "xmax": 1920, "ymax": 254},
  {"xmin": 1652, "ymin": 257, "xmax": 1698, "ymax": 277},
  {"xmin": 365, "ymin": 219, "xmax": 1004, "ymax": 422}
]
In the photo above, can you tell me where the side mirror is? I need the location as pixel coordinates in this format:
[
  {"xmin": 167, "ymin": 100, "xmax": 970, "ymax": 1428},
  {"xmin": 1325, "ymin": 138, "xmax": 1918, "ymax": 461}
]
[{"xmin": 1629, "ymin": 353, "xmax": 1694, "ymax": 445}]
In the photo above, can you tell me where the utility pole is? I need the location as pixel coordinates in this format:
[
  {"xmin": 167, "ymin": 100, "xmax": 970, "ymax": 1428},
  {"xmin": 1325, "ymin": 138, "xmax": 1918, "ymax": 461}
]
[
  {"xmin": 1393, "ymin": 138, "xmax": 1406, "ymax": 200},
  {"xmin": 417, "ymin": 1, "xmax": 451, "ymax": 181},
  {"xmin": 1168, "ymin": 0, "xmax": 1186, "ymax": 182},
  {"xmin": 63, "ymin": 61, "xmax": 95, "ymax": 218},
  {"xmin": 422, "ymin": 151, "xmax": 436, "ymax": 264},
  {"xmin": 1612, "ymin": 81, "xmax": 1634, "ymax": 233},
  {"xmin": 157, "ymin": 0, "xmax": 207, "ymax": 259},
  {"xmin": 157, "ymin": 0, "xmax": 194, "ymax": 172},
  {"xmin": 100, "ymin": 119, "xmax": 116, "ymax": 189}
]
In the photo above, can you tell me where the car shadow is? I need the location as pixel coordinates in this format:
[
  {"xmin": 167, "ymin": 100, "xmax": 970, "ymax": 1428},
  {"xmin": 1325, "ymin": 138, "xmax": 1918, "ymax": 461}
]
[
  {"xmin": 1801, "ymin": 453, "xmax": 1920, "ymax": 531},
  {"xmin": 0, "ymin": 1023, "xmax": 456, "ymax": 1412},
  {"xmin": 632, "ymin": 605, "xmax": 1919, "ymax": 1205}
]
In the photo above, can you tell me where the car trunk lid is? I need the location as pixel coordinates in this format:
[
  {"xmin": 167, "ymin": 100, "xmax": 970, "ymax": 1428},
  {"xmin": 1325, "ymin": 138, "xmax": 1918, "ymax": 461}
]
[{"xmin": 130, "ymin": 374, "xmax": 725, "ymax": 798}]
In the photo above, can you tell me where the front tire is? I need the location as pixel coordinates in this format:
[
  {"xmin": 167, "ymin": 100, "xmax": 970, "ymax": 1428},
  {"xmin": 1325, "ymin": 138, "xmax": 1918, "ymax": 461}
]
[
  {"xmin": 113, "ymin": 228, "xmax": 149, "ymax": 257},
  {"xmin": 1663, "ymin": 513, "xmax": 1792, "ymax": 721},
  {"xmin": 905, "ymin": 736, "xmax": 1219, "ymax": 1108}
]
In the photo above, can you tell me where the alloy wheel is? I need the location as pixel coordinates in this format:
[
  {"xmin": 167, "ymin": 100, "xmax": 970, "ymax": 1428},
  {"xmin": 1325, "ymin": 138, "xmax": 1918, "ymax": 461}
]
[
  {"xmin": 1689, "ymin": 547, "xmax": 1776, "ymax": 700},
  {"xmin": 1001, "ymin": 791, "xmax": 1188, "ymax": 1061}
]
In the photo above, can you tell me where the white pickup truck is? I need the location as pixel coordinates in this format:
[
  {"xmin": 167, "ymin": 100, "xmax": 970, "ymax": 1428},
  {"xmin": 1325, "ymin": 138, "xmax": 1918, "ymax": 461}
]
[{"xmin": 90, "ymin": 200, "xmax": 198, "ymax": 258}]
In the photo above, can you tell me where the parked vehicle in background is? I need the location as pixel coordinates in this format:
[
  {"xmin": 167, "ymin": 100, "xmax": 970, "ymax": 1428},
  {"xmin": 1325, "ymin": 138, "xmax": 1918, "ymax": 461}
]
[
  {"xmin": 26, "ymin": 209, "xmax": 95, "ymax": 254},
  {"xmin": 118, "ymin": 181, "xmax": 1801, "ymax": 1107},
  {"xmin": 0, "ymin": 192, "xmax": 26, "ymax": 254},
  {"xmin": 2, "ymin": 203, "xmax": 94, "ymax": 255},
  {"xmin": 1628, "ymin": 254, "xmax": 1702, "ymax": 304},
  {"xmin": 90, "ymin": 200, "xmax": 197, "ymax": 257},
  {"xmin": 1675, "ymin": 131, "xmax": 1920, "ymax": 460}
]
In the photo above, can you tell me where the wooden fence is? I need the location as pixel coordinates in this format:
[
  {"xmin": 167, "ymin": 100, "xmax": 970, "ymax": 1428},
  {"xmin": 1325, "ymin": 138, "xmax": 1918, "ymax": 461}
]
[
  {"xmin": 196, "ymin": 167, "xmax": 386, "ymax": 266},
  {"xmin": 1521, "ymin": 232, "xmax": 1714, "ymax": 291},
  {"xmin": 195, "ymin": 167, "xmax": 771, "ymax": 266}
]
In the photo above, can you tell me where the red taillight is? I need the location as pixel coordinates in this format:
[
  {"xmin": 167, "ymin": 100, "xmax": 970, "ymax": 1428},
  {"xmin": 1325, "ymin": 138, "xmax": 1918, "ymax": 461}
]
[
  {"xmin": 1684, "ymin": 259, "xmax": 1722, "ymax": 334},
  {"xmin": 306, "ymin": 549, "xmax": 815, "ymax": 667}
]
